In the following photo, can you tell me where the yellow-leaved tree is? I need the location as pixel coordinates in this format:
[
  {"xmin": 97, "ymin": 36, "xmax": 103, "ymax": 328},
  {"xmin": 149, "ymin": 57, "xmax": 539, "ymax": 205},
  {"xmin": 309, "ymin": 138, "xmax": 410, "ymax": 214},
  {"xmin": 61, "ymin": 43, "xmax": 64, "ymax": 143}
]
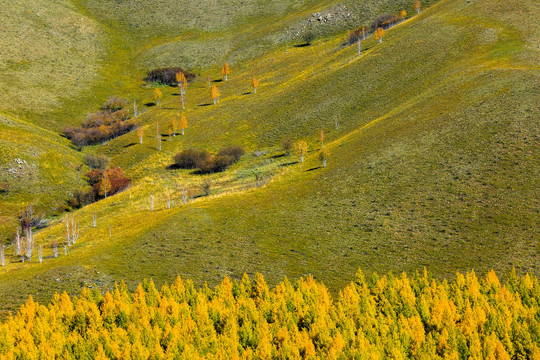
[
  {"xmin": 400, "ymin": 9, "xmax": 407, "ymax": 21},
  {"xmin": 375, "ymin": 27, "xmax": 385, "ymax": 43},
  {"xmin": 295, "ymin": 141, "xmax": 308, "ymax": 165},
  {"xmin": 176, "ymin": 72, "xmax": 188, "ymax": 109},
  {"xmin": 319, "ymin": 146, "xmax": 329, "ymax": 167},
  {"xmin": 211, "ymin": 85, "xmax": 221, "ymax": 105},
  {"xmin": 222, "ymin": 63, "xmax": 230, "ymax": 81},
  {"xmin": 414, "ymin": 0, "xmax": 421, "ymax": 14},
  {"xmin": 178, "ymin": 113, "xmax": 188, "ymax": 135},
  {"xmin": 252, "ymin": 77, "xmax": 260, "ymax": 94},
  {"xmin": 137, "ymin": 127, "xmax": 144, "ymax": 144},
  {"xmin": 153, "ymin": 88, "xmax": 162, "ymax": 107}
]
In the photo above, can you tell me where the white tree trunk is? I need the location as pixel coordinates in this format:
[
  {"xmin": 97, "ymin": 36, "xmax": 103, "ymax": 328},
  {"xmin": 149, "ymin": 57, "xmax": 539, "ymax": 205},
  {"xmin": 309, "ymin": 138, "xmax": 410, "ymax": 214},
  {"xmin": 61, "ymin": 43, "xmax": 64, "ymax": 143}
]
[
  {"xmin": 323, "ymin": 159, "xmax": 327, "ymax": 167},
  {"xmin": 0, "ymin": 244, "xmax": 4, "ymax": 267},
  {"xmin": 38, "ymin": 244, "xmax": 43, "ymax": 263},
  {"xmin": 358, "ymin": 40, "xmax": 361, "ymax": 56},
  {"xmin": 53, "ymin": 242, "xmax": 58, "ymax": 258},
  {"xmin": 150, "ymin": 195, "xmax": 154, "ymax": 211},
  {"xmin": 254, "ymin": 87, "xmax": 257, "ymax": 93},
  {"xmin": 93, "ymin": 213, "xmax": 97, "ymax": 228}
]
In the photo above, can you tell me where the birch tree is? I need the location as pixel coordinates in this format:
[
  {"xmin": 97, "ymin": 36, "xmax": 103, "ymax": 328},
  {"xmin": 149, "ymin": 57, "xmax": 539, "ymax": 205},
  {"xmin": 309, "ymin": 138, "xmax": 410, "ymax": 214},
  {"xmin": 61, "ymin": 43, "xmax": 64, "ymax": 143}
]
[
  {"xmin": 414, "ymin": 1, "xmax": 421, "ymax": 14},
  {"xmin": 23, "ymin": 228, "xmax": 35, "ymax": 262},
  {"xmin": 375, "ymin": 27, "xmax": 385, "ymax": 43},
  {"xmin": 295, "ymin": 141, "xmax": 308, "ymax": 165},
  {"xmin": 252, "ymin": 77, "xmax": 259, "ymax": 93},
  {"xmin": 93, "ymin": 213, "xmax": 97, "ymax": 228},
  {"xmin": 176, "ymin": 72, "xmax": 188, "ymax": 109},
  {"xmin": 38, "ymin": 244, "xmax": 43, "ymax": 263},
  {"xmin": 0, "ymin": 244, "xmax": 4, "ymax": 267},
  {"xmin": 211, "ymin": 85, "xmax": 221, "ymax": 105},
  {"xmin": 137, "ymin": 128, "xmax": 144, "ymax": 144},
  {"xmin": 319, "ymin": 146, "xmax": 330, "ymax": 167},
  {"xmin": 153, "ymin": 88, "xmax": 163, "ymax": 107},
  {"xmin": 179, "ymin": 113, "xmax": 188, "ymax": 135},
  {"xmin": 52, "ymin": 242, "xmax": 58, "ymax": 258},
  {"xmin": 222, "ymin": 63, "xmax": 230, "ymax": 81},
  {"xmin": 13, "ymin": 228, "xmax": 21, "ymax": 256}
]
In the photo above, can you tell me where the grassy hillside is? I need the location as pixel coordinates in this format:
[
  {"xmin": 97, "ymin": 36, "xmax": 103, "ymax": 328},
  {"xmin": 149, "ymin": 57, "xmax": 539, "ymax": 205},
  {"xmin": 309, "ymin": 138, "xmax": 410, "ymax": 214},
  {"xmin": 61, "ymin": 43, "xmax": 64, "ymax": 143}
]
[{"xmin": 0, "ymin": 0, "xmax": 537, "ymax": 314}]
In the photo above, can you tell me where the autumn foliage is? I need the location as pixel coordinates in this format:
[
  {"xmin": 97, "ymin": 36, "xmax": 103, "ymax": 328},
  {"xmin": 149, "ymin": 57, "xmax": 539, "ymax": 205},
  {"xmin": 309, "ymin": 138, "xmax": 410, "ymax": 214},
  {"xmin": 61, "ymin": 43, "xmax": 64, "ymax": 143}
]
[
  {"xmin": 1, "ymin": 270, "xmax": 540, "ymax": 358},
  {"xmin": 69, "ymin": 167, "xmax": 130, "ymax": 208},
  {"xmin": 375, "ymin": 27, "xmax": 386, "ymax": 43},
  {"xmin": 144, "ymin": 67, "xmax": 195, "ymax": 85},
  {"xmin": 222, "ymin": 62, "xmax": 230, "ymax": 81},
  {"xmin": 63, "ymin": 97, "xmax": 138, "ymax": 147},
  {"xmin": 173, "ymin": 146, "xmax": 245, "ymax": 173},
  {"xmin": 211, "ymin": 85, "xmax": 221, "ymax": 104}
]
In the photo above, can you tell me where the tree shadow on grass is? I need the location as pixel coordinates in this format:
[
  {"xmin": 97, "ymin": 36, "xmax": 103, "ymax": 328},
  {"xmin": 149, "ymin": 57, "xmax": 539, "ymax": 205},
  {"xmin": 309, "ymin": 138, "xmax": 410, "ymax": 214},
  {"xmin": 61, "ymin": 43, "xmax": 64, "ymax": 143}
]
[
  {"xmin": 123, "ymin": 142, "xmax": 137, "ymax": 148},
  {"xmin": 294, "ymin": 43, "xmax": 311, "ymax": 48},
  {"xmin": 198, "ymin": 103, "xmax": 213, "ymax": 107},
  {"xmin": 211, "ymin": 79, "xmax": 223, "ymax": 83},
  {"xmin": 305, "ymin": 166, "xmax": 322, "ymax": 172},
  {"xmin": 270, "ymin": 153, "xmax": 287, "ymax": 159},
  {"xmin": 145, "ymin": 102, "xmax": 156, "ymax": 107},
  {"xmin": 280, "ymin": 161, "xmax": 299, "ymax": 167},
  {"xmin": 242, "ymin": 92, "xmax": 253, "ymax": 96}
]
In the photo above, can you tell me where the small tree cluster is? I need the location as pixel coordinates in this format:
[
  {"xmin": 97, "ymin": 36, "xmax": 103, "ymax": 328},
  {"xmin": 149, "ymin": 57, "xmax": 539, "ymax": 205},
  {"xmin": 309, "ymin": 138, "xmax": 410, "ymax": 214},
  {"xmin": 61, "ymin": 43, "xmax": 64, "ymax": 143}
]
[
  {"xmin": 211, "ymin": 85, "xmax": 221, "ymax": 104},
  {"xmin": 173, "ymin": 146, "xmax": 245, "ymax": 174},
  {"xmin": 63, "ymin": 98, "xmax": 138, "ymax": 147},
  {"xmin": 144, "ymin": 67, "xmax": 195, "ymax": 85},
  {"xmin": 346, "ymin": 25, "xmax": 368, "ymax": 45},
  {"xmin": 371, "ymin": 14, "xmax": 400, "ymax": 31},
  {"xmin": 69, "ymin": 167, "xmax": 130, "ymax": 208}
]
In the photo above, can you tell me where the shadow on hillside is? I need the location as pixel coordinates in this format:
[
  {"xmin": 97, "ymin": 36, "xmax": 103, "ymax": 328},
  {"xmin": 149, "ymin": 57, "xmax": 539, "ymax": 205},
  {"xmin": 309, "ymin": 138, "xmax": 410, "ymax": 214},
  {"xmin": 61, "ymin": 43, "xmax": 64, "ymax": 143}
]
[
  {"xmin": 294, "ymin": 43, "xmax": 311, "ymax": 48},
  {"xmin": 270, "ymin": 153, "xmax": 286, "ymax": 159},
  {"xmin": 242, "ymin": 92, "xmax": 252, "ymax": 96},
  {"xmin": 280, "ymin": 161, "xmax": 298, "ymax": 167},
  {"xmin": 123, "ymin": 142, "xmax": 137, "ymax": 148},
  {"xmin": 306, "ymin": 166, "xmax": 322, "ymax": 172},
  {"xmin": 198, "ymin": 103, "xmax": 213, "ymax": 107},
  {"xmin": 212, "ymin": 79, "xmax": 223, "ymax": 83},
  {"xmin": 145, "ymin": 102, "xmax": 156, "ymax": 107},
  {"xmin": 171, "ymin": 93, "xmax": 180, "ymax": 96}
]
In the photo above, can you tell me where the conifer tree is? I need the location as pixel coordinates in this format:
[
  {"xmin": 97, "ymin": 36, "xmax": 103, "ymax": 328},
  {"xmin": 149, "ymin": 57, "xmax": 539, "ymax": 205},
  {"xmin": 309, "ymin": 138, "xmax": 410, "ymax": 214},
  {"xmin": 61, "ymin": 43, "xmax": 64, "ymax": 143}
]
[{"xmin": 222, "ymin": 63, "xmax": 230, "ymax": 81}]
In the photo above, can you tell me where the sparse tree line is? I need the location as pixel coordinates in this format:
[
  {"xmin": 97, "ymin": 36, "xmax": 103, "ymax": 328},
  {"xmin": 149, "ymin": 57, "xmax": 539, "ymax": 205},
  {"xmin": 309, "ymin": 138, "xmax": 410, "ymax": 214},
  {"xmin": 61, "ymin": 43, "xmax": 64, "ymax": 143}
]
[
  {"xmin": 0, "ymin": 269, "xmax": 539, "ymax": 359},
  {"xmin": 346, "ymin": 1, "xmax": 422, "ymax": 54}
]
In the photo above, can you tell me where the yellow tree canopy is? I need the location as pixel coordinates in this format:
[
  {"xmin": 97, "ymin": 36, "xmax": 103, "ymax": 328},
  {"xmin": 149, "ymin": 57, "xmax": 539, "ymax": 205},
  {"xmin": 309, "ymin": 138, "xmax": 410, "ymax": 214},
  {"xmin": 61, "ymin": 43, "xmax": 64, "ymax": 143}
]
[
  {"xmin": 211, "ymin": 85, "xmax": 221, "ymax": 100},
  {"xmin": 179, "ymin": 113, "xmax": 188, "ymax": 129},
  {"xmin": 252, "ymin": 77, "xmax": 259, "ymax": 89},
  {"xmin": 401, "ymin": 9, "xmax": 407, "ymax": 18},
  {"xmin": 176, "ymin": 72, "xmax": 188, "ymax": 90},
  {"xmin": 222, "ymin": 63, "xmax": 230, "ymax": 76},
  {"xmin": 375, "ymin": 27, "xmax": 385, "ymax": 41},
  {"xmin": 153, "ymin": 88, "xmax": 162, "ymax": 104}
]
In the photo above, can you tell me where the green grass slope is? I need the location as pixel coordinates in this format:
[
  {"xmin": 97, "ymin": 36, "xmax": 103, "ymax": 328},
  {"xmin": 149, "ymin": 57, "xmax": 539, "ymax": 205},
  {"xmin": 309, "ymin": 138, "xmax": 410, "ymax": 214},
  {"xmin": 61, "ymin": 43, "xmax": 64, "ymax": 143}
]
[
  {"xmin": 0, "ymin": 0, "xmax": 537, "ymax": 312},
  {"xmin": 0, "ymin": 113, "xmax": 86, "ymax": 240}
]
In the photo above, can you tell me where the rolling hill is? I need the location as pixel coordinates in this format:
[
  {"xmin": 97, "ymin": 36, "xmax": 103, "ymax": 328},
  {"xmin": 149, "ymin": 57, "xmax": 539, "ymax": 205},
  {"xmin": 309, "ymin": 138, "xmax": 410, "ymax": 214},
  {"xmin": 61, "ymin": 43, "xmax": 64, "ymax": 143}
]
[{"xmin": 0, "ymin": 0, "xmax": 538, "ymax": 316}]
